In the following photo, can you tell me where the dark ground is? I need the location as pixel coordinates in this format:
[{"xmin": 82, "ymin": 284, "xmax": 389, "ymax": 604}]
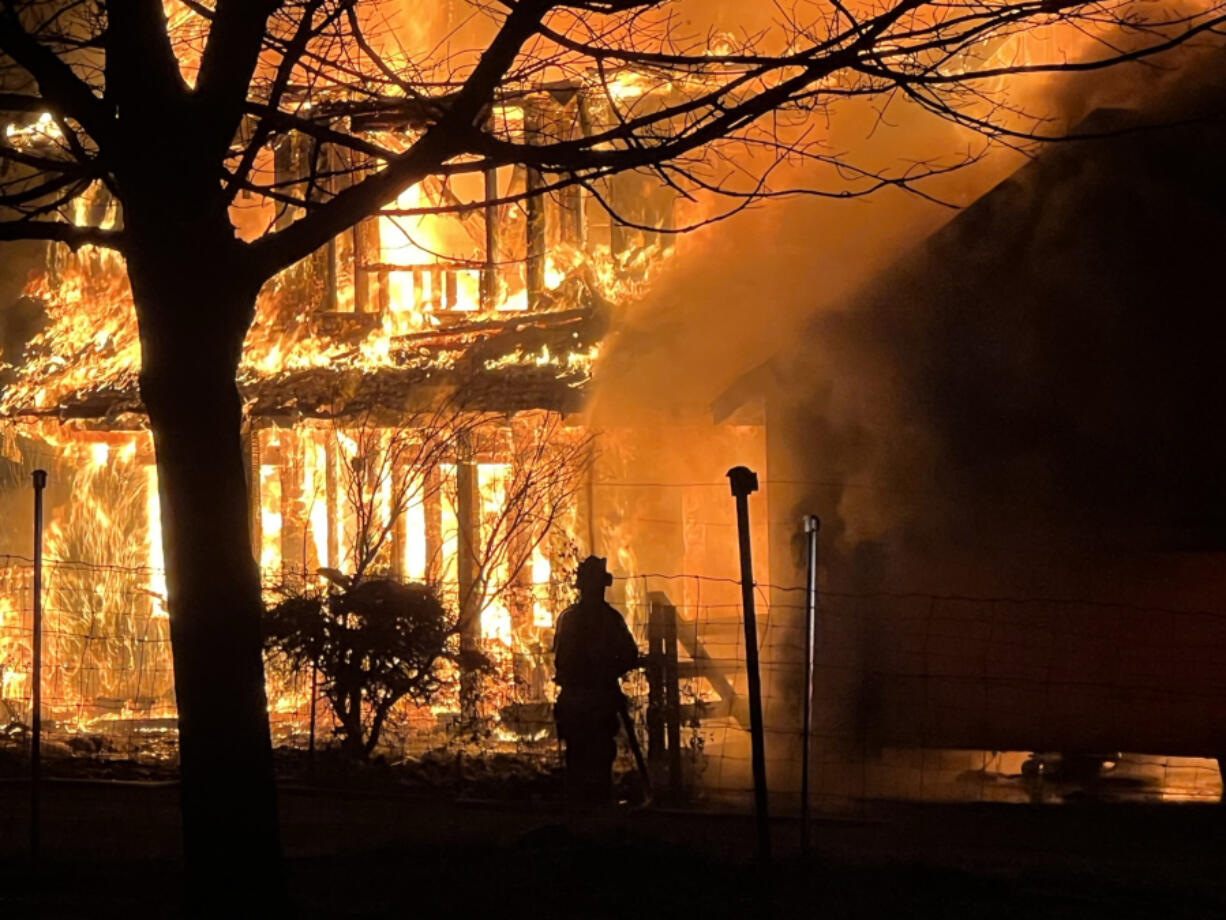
[{"xmin": 2, "ymin": 777, "xmax": 1226, "ymax": 918}]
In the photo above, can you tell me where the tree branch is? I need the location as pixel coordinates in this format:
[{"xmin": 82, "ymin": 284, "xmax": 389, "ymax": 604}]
[
  {"xmin": 0, "ymin": 3, "xmax": 113, "ymax": 145},
  {"xmin": 248, "ymin": 0, "xmax": 552, "ymax": 277},
  {"xmin": 194, "ymin": 0, "xmax": 283, "ymax": 160},
  {"xmin": 0, "ymin": 219, "xmax": 122, "ymax": 250}
]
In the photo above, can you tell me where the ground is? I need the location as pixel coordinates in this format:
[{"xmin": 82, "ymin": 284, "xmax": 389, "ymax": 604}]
[{"xmin": 2, "ymin": 777, "xmax": 1226, "ymax": 918}]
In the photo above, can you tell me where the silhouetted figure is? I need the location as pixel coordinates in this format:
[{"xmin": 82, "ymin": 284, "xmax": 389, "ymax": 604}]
[{"xmin": 553, "ymin": 556, "xmax": 639, "ymax": 805}]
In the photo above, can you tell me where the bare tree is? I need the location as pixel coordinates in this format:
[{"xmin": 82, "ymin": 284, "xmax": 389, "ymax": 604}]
[
  {"xmin": 322, "ymin": 404, "xmax": 592, "ymax": 718},
  {"xmin": 319, "ymin": 402, "xmax": 589, "ymax": 595},
  {"xmin": 262, "ymin": 404, "xmax": 589, "ymax": 752},
  {"xmin": 326, "ymin": 402, "xmax": 481, "ymax": 584},
  {"xmin": 0, "ymin": 0, "xmax": 1220, "ymax": 905},
  {"xmin": 440, "ymin": 411, "xmax": 593, "ymax": 717}
]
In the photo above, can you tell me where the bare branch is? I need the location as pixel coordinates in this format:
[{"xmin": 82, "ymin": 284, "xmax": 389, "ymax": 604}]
[
  {"xmin": 194, "ymin": 0, "xmax": 284, "ymax": 160},
  {"xmin": 0, "ymin": 218, "xmax": 121, "ymax": 250},
  {"xmin": 249, "ymin": 0, "xmax": 553, "ymax": 276},
  {"xmin": 0, "ymin": 4, "xmax": 112, "ymax": 145}
]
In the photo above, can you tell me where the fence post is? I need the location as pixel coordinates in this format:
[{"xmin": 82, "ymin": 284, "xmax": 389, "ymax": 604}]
[
  {"xmin": 662, "ymin": 598, "xmax": 683, "ymax": 800},
  {"xmin": 727, "ymin": 466, "xmax": 770, "ymax": 865},
  {"xmin": 802, "ymin": 514, "xmax": 821, "ymax": 858},
  {"xmin": 308, "ymin": 663, "xmax": 318, "ymax": 762},
  {"xmin": 30, "ymin": 469, "xmax": 47, "ymax": 860},
  {"xmin": 646, "ymin": 600, "xmax": 665, "ymax": 784}
]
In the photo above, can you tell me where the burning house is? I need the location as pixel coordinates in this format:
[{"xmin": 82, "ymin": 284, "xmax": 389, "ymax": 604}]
[
  {"xmin": 8, "ymin": 3, "xmax": 1217, "ymax": 815},
  {"xmin": 0, "ymin": 62, "xmax": 779, "ymax": 799}
]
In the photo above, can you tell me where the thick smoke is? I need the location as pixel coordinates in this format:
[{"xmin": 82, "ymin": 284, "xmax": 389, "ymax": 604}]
[
  {"xmin": 592, "ymin": 44, "xmax": 1226, "ymax": 605},
  {"xmin": 588, "ymin": 93, "xmax": 1011, "ymax": 423},
  {"xmin": 784, "ymin": 51, "xmax": 1226, "ymax": 589}
]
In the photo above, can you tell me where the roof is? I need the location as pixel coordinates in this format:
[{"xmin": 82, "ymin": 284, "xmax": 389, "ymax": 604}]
[{"xmin": 0, "ymin": 282, "xmax": 609, "ymax": 428}]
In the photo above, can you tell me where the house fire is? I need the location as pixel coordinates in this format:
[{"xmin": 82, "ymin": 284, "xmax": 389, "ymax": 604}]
[
  {"xmin": 6, "ymin": 1, "xmax": 1214, "ymax": 817},
  {"xmin": 0, "ymin": 65, "xmax": 775, "ymax": 796}
]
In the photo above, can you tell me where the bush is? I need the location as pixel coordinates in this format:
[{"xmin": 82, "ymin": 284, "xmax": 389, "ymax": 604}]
[{"xmin": 264, "ymin": 573, "xmax": 487, "ymax": 759}]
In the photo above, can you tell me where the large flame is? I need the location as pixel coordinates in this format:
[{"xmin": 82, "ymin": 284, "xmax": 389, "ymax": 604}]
[{"xmin": 0, "ymin": 72, "xmax": 670, "ymax": 744}]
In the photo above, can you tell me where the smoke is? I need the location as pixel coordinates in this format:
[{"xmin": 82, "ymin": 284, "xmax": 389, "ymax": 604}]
[
  {"xmin": 588, "ymin": 94, "xmax": 1017, "ymax": 423},
  {"xmin": 590, "ymin": 38, "xmax": 1226, "ymax": 601},
  {"xmin": 784, "ymin": 48, "xmax": 1226, "ymax": 579}
]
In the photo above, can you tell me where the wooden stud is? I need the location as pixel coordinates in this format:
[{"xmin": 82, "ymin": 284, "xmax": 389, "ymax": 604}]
[
  {"xmin": 481, "ymin": 167, "xmax": 500, "ymax": 310},
  {"xmin": 423, "ymin": 463, "xmax": 442, "ymax": 584},
  {"xmin": 245, "ymin": 427, "xmax": 262, "ymax": 567},
  {"xmin": 524, "ymin": 104, "xmax": 546, "ymax": 310},
  {"xmin": 280, "ymin": 432, "xmax": 306, "ymax": 589}
]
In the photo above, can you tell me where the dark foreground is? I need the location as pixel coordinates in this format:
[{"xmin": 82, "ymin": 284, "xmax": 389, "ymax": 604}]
[{"xmin": 2, "ymin": 781, "xmax": 1226, "ymax": 918}]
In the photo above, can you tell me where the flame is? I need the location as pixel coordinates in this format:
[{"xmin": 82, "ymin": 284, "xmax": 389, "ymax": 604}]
[
  {"xmin": 146, "ymin": 465, "xmax": 168, "ymax": 619},
  {"xmin": 0, "ymin": 427, "xmax": 177, "ymax": 734},
  {"xmin": 478, "ymin": 461, "xmax": 512, "ymax": 645},
  {"xmin": 0, "ymin": 128, "xmax": 669, "ymax": 418},
  {"xmin": 0, "ymin": 594, "xmax": 25, "ymax": 701},
  {"xmin": 0, "ymin": 48, "xmax": 677, "ymax": 749},
  {"xmin": 531, "ymin": 547, "xmax": 552, "ymax": 628},
  {"xmin": 404, "ymin": 492, "xmax": 427, "ymax": 580},
  {"xmin": 304, "ymin": 430, "xmax": 330, "ymax": 570},
  {"xmin": 259, "ymin": 464, "xmax": 284, "ymax": 577}
]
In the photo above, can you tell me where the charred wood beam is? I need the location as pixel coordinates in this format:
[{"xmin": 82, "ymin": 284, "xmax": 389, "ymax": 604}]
[
  {"xmin": 245, "ymin": 428, "xmax": 262, "ymax": 568},
  {"xmin": 424, "ymin": 463, "xmax": 442, "ymax": 585},
  {"xmin": 456, "ymin": 431, "xmax": 482, "ymax": 720},
  {"xmin": 4, "ymin": 305, "xmax": 603, "ymax": 424},
  {"xmin": 608, "ymin": 173, "xmax": 629, "ymax": 260},
  {"xmin": 292, "ymin": 77, "xmax": 587, "ymax": 134},
  {"xmin": 324, "ymin": 434, "xmax": 339, "ymax": 570},
  {"xmin": 361, "ymin": 261, "xmax": 470, "ymax": 273},
  {"xmin": 281, "ymin": 434, "xmax": 306, "ymax": 588},
  {"xmin": 3, "ymin": 368, "xmax": 589, "ymax": 426},
  {"xmin": 390, "ymin": 451, "xmax": 407, "ymax": 581},
  {"xmin": 482, "ymin": 166, "xmax": 500, "ymax": 310},
  {"xmin": 352, "ymin": 219, "xmax": 380, "ymax": 314},
  {"xmin": 322, "ymin": 236, "xmax": 339, "ymax": 312},
  {"xmin": 524, "ymin": 104, "xmax": 546, "ymax": 311}
]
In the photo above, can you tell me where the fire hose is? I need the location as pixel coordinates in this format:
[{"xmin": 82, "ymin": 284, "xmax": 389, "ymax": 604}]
[{"xmin": 617, "ymin": 693, "xmax": 652, "ymax": 803}]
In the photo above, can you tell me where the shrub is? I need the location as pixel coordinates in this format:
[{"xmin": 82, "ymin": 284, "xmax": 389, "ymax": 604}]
[{"xmin": 264, "ymin": 573, "xmax": 487, "ymax": 759}]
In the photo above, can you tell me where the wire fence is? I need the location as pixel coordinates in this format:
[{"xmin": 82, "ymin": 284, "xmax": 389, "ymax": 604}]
[
  {"xmin": 618, "ymin": 575, "xmax": 1225, "ymax": 808},
  {"xmin": 0, "ymin": 557, "xmax": 176, "ymax": 760},
  {"xmin": 0, "ymin": 556, "xmax": 1221, "ymax": 807}
]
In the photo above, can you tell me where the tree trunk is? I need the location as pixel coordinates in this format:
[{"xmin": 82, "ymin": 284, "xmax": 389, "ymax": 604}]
[
  {"xmin": 341, "ymin": 685, "xmax": 365, "ymax": 760},
  {"xmin": 129, "ymin": 249, "xmax": 283, "ymax": 911}
]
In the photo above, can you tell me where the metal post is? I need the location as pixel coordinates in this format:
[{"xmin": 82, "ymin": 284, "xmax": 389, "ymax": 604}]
[
  {"xmin": 801, "ymin": 514, "xmax": 821, "ymax": 857},
  {"xmin": 308, "ymin": 663, "xmax": 318, "ymax": 760},
  {"xmin": 646, "ymin": 600, "xmax": 665, "ymax": 784},
  {"xmin": 662, "ymin": 600, "xmax": 683, "ymax": 800},
  {"xmin": 30, "ymin": 469, "xmax": 47, "ymax": 859},
  {"xmin": 726, "ymin": 466, "xmax": 770, "ymax": 864}
]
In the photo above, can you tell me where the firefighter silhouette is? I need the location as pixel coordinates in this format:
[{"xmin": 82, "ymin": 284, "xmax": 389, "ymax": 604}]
[{"xmin": 553, "ymin": 555, "xmax": 639, "ymax": 804}]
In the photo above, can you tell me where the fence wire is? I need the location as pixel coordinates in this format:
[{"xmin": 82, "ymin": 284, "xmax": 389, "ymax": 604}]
[
  {"xmin": 617, "ymin": 573, "xmax": 1224, "ymax": 808},
  {"xmin": 0, "ymin": 557, "xmax": 1220, "ymax": 806}
]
